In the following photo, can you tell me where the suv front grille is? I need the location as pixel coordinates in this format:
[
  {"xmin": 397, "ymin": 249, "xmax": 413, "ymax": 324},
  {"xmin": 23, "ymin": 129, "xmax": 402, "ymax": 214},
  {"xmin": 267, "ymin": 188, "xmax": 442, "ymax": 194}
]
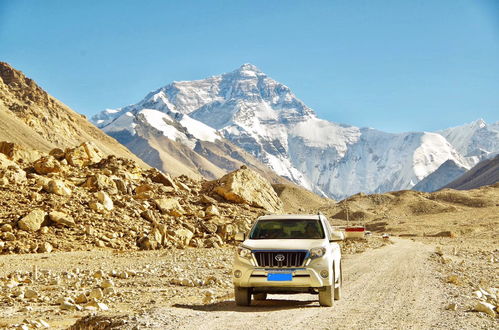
[{"xmin": 253, "ymin": 251, "xmax": 307, "ymax": 268}]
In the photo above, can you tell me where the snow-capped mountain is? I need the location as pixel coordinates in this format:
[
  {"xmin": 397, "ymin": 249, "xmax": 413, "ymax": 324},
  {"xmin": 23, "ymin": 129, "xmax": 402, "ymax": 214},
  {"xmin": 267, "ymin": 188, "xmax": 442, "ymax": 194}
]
[
  {"xmin": 439, "ymin": 119, "xmax": 499, "ymax": 165},
  {"xmin": 93, "ymin": 64, "xmax": 497, "ymax": 199}
]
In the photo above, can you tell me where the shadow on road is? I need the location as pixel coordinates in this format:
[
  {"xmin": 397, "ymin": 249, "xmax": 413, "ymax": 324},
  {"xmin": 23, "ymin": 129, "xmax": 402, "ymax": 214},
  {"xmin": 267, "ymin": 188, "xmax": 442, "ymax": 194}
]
[{"xmin": 173, "ymin": 298, "xmax": 319, "ymax": 312}]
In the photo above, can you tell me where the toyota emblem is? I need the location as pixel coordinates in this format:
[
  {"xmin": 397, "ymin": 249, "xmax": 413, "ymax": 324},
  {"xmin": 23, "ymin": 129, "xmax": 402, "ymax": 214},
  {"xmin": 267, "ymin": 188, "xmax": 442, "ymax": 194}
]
[{"xmin": 275, "ymin": 254, "xmax": 285, "ymax": 262}]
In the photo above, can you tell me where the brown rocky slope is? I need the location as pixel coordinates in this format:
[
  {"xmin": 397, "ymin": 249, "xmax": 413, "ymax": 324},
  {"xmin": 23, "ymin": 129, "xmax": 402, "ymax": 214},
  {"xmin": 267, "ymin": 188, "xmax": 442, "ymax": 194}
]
[
  {"xmin": 0, "ymin": 62, "xmax": 147, "ymax": 166},
  {"xmin": 0, "ymin": 141, "xmax": 285, "ymax": 255}
]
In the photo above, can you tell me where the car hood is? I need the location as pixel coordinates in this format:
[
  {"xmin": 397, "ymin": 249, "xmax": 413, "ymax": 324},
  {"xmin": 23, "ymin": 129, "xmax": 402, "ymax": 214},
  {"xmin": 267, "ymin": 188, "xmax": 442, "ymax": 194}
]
[{"xmin": 242, "ymin": 239, "xmax": 326, "ymax": 251}]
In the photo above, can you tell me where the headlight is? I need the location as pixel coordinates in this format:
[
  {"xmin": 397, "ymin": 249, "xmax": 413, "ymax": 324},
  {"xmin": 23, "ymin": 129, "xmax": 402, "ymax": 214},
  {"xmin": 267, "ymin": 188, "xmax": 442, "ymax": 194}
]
[
  {"xmin": 237, "ymin": 246, "xmax": 252, "ymax": 259},
  {"xmin": 310, "ymin": 247, "xmax": 326, "ymax": 259}
]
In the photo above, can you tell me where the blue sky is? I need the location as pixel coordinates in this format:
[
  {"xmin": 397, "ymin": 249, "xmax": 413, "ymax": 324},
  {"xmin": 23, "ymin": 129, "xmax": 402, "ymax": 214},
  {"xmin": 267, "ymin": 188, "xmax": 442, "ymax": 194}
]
[{"xmin": 1, "ymin": 0, "xmax": 498, "ymax": 133}]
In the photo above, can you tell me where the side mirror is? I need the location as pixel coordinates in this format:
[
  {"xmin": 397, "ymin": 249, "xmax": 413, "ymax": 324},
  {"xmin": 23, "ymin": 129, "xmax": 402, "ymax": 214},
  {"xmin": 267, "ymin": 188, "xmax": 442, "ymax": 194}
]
[
  {"xmin": 329, "ymin": 231, "xmax": 345, "ymax": 242},
  {"xmin": 235, "ymin": 232, "xmax": 246, "ymax": 242}
]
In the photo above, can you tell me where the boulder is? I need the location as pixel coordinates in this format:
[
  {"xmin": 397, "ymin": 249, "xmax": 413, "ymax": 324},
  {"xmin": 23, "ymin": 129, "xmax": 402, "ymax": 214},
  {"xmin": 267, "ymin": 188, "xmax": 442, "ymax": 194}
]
[
  {"xmin": 45, "ymin": 180, "xmax": 72, "ymax": 196},
  {"xmin": 211, "ymin": 166, "xmax": 283, "ymax": 212},
  {"xmin": 100, "ymin": 279, "xmax": 114, "ymax": 288},
  {"xmin": 33, "ymin": 156, "xmax": 61, "ymax": 175},
  {"xmin": 84, "ymin": 174, "xmax": 117, "ymax": 194},
  {"xmin": 65, "ymin": 142, "xmax": 103, "ymax": 167},
  {"xmin": 49, "ymin": 211, "xmax": 75, "ymax": 227},
  {"xmin": 0, "ymin": 154, "xmax": 27, "ymax": 183},
  {"xmin": 89, "ymin": 202, "xmax": 106, "ymax": 214},
  {"xmin": 137, "ymin": 236, "xmax": 156, "ymax": 250},
  {"xmin": 205, "ymin": 205, "xmax": 220, "ymax": 217},
  {"xmin": 38, "ymin": 242, "xmax": 53, "ymax": 253},
  {"xmin": 140, "ymin": 210, "xmax": 158, "ymax": 222},
  {"xmin": 84, "ymin": 300, "xmax": 109, "ymax": 311},
  {"xmin": 113, "ymin": 178, "xmax": 129, "ymax": 194},
  {"xmin": 95, "ymin": 191, "xmax": 114, "ymax": 211},
  {"xmin": 154, "ymin": 198, "xmax": 184, "ymax": 216},
  {"xmin": 138, "ymin": 184, "xmax": 155, "ymax": 194},
  {"xmin": 1, "ymin": 223, "xmax": 12, "ymax": 232},
  {"xmin": 49, "ymin": 148, "xmax": 66, "ymax": 160},
  {"xmin": 88, "ymin": 288, "xmax": 104, "ymax": 300},
  {"xmin": 200, "ymin": 194, "xmax": 217, "ymax": 205},
  {"xmin": 145, "ymin": 227, "xmax": 164, "ymax": 247},
  {"xmin": 173, "ymin": 228, "xmax": 194, "ymax": 246},
  {"xmin": 0, "ymin": 141, "xmax": 41, "ymax": 163},
  {"xmin": 75, "ymin": 293, "xmax": 88, "ymax": 304},
  {"xmin": 3, "ymin": 232, "xmax": 16, "ymax": 241},
  {"xmin": 202, "ymin": 222, "xmax": 218, "ymax": 234},
  {"xmin": 0, "ymin": 167, "xmax": 27, "ymax": 184},
  {"xmin": 24, "ymin": 289, "xmax": 39, "ymax": 299},
  {"xmin": 0, "ymin": 153, "xmax": 16, "ymax": 169},
  {"xmin": 218, "ymin": 223, "xmax": 236, "ymax": 240},
  {"xmin": 18, "ymin": 209, "xmax": 47, "ymax": 232},
  {"xmin": 151, "ymin": 171, "xmax": 178, "ymax": 190}
]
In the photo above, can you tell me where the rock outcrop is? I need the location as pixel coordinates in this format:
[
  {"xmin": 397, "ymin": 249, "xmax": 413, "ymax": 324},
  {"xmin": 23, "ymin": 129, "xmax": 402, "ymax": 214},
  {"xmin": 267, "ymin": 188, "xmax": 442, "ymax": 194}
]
[{"xmin": 209, "ymin": 166, "xmax": 283, "ymax": 213}]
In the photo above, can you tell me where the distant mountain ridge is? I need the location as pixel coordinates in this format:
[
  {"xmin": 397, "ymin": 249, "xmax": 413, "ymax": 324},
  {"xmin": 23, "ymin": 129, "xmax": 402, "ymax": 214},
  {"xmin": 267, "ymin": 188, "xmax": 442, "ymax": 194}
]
[
  {"xmin": 412, "ymin": 160, "xmax": 468, "ymax": 192},
  {"xmin": 443, "ymin": 154, "xmax": 499, "ymax": 190},
  {"xmin": 93, "ymin": 64, "xmax": 499, "ymax": 199}
]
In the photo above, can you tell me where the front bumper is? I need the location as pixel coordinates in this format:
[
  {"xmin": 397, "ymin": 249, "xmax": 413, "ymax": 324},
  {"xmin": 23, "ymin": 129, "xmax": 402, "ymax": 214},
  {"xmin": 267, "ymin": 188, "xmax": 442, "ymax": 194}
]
[{"xmin": 233, "ymin": 255, "xmax": 332, "ymax": 288}]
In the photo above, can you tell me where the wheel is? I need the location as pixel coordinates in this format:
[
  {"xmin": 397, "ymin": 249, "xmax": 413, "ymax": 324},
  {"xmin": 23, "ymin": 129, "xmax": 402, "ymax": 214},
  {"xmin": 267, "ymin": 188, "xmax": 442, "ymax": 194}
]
[
  {"xmin": 253, "ymin": 293, "xmax": 267, "ymax": 301},
  {"xmin": 334, "ymin": 261, "xmax": 342, "ymax": 300},
  {"xmin": 234, "ymin": 286, "xmax": 252, "ymax": 306},
  {"xmin": 318, "ymin": 285, "xmax": 334, "ymax": 307}
]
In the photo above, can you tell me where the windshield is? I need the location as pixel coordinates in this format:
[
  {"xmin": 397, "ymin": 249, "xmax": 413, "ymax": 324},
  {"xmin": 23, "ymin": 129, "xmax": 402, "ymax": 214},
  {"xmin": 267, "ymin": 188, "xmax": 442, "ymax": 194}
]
[{"xmin": 249, "ymin": 219, "xmax": 325, "ymax": 239}]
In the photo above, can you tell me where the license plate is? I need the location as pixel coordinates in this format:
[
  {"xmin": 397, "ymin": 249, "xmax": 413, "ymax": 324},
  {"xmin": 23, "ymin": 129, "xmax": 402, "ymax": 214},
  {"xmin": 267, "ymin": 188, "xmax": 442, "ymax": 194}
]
[{"xmin": 267, "ymin": 273, "xmax": 292, "ymax": 281}]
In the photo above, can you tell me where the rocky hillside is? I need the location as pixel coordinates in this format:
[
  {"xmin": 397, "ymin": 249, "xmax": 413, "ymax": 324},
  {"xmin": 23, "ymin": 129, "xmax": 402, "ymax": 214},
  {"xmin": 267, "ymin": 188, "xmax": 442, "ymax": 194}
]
[
  {"xmin": 0, "ymin": 62, "xmax": 146, "ymax": 166},
  {"xmin": 93, "ymin": 64, "xmax": 499, "ymax": 199},
  {"xmin": 443, "ymin": 154, "xmax": 499, "ymax": 191},
  {"xmin": 0, "ymin": 142, "xmax": 285, "ymax": 255},
  {"xmin": 323, "ymin": 183, "xmax": 499, "ymax": 238},
  {"xmin": 272, "ymin": 183, "xmax": 334, "ymax": 213}
]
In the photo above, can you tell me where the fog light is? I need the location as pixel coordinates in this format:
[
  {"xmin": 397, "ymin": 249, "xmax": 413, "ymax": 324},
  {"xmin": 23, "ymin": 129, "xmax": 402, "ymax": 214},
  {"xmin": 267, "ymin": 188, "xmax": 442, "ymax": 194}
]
[
  {"xmin": 234, "ymin": 270, "xmax": 242, "ymax": 278},
  {"xmin": 320, "ymin": 270, "xmax": 329, "ymax": 278}
]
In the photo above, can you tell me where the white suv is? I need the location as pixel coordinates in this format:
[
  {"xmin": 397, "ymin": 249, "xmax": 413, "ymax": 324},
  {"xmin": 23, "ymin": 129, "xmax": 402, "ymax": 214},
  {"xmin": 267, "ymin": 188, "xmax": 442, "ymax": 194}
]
[{"xmin": 232, "ymin": 214, "xmax": 343, "ymax": 307}]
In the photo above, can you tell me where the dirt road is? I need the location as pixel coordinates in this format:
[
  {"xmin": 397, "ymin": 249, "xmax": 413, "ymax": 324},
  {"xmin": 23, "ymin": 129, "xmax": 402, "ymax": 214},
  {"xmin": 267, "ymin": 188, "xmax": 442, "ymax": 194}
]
[{"xmin": 130, "ymin": 238, "xmax": 475, "ymax": 330}]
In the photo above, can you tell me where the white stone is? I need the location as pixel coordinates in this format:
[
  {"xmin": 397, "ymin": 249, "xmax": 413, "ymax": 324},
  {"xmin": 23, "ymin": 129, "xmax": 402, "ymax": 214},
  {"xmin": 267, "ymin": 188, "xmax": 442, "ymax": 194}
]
[
  {"xmin": 96, "ymin": 191, "xmax": 114, "ymax": 211},
  {"xmin": 475, "ymin": 301, "xmax": 496, "ymax": 317}
]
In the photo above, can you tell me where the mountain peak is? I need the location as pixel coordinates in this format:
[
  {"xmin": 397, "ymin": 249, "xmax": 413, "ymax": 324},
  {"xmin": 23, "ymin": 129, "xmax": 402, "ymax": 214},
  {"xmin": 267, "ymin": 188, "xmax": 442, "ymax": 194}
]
[
  {"xmin": 471, "ymin": 118, "xmax": 486, "ymax": 128},
  {"xmin": 238, "ymin": 63, "xmax": 260, "ymax": 72},
  {"xmin": 229, "ymin": 63, "xmax": 264, "ymax": 78}
]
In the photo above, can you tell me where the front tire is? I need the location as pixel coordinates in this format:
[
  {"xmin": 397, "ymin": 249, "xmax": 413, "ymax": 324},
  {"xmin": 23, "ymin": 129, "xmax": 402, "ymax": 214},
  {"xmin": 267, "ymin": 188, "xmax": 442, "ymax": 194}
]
[
  {"xmin": 319, "ymin": 285, "xmax": 334, "ymax": 307},
  {"xmin": 234, "ymin": 286, "xmax": 251, "ymax": 306},
  {"xmin": 253, "ymin": 293, "xmax": 267, "ymax": 301}
]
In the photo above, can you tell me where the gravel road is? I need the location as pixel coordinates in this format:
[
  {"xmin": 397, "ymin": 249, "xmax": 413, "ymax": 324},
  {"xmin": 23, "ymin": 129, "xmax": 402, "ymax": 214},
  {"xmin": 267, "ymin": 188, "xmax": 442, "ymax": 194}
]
[{"xmin": 132, "ymin": 238, "xmax": 475, "ymax": 330}]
